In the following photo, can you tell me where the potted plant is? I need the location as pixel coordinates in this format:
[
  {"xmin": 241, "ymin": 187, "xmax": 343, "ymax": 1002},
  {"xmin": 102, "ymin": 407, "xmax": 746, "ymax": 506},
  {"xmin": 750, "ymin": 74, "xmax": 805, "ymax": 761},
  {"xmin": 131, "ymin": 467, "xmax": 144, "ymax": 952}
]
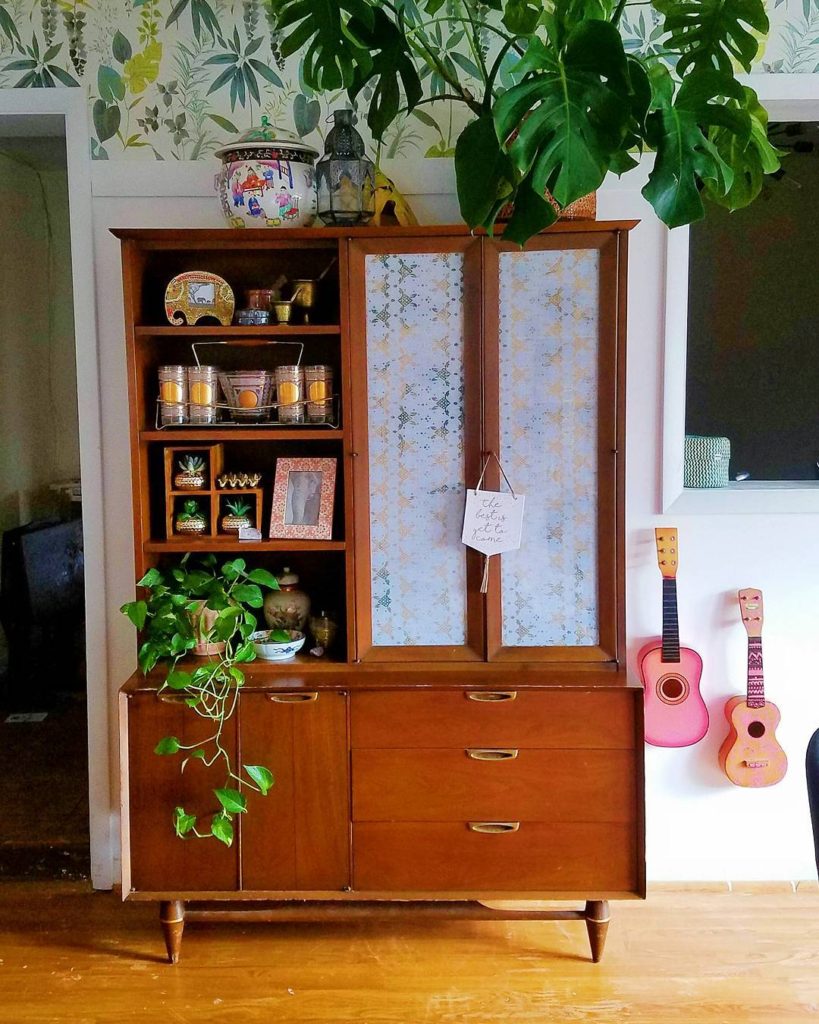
[
  {"xmin": 174, "ymin": 455, "xmax": 207, "ymax": 490},
  {"xmin": 221, "ymin": 497, "xmax": 254, "ymax": 533},
  {"xmin": 121, "ymin": 555, "xmax": 280, "ymax": 846},
  {"xmin": 174, "ymin": 499, "xmax": 207, "ymax": 535},
  {"xmin": 267, "ymin": 0, "xmax": 780, "ymax": 243}
]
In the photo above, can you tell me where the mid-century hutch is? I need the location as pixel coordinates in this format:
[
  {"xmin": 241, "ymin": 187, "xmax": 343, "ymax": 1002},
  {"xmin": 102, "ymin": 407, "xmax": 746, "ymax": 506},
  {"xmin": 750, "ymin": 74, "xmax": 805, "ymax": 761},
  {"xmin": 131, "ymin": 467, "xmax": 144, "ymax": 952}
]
[{"xmin": 116, "ymin": 222, "xmax": 644, "ymax": 964}]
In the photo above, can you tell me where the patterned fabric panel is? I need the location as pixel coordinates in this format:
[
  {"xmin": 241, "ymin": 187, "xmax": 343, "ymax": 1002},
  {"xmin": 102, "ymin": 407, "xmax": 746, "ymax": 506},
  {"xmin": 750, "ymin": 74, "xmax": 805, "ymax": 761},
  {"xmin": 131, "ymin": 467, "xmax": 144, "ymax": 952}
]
[
  {"xmin": 365, "ymin": 252, "xmax": 468, "ymax": 647},
  {"xmin": 498, "ymin": 249, "xmax": 601, "ymax": 647}
]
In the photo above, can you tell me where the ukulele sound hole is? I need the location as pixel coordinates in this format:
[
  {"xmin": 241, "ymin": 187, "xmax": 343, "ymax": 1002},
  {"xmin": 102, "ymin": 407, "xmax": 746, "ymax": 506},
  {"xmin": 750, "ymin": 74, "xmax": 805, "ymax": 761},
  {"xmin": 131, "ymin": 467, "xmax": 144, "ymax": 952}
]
[
  {"xmin": 748, "ymin": 721, "xmax": 766, "ymax": 739},
  {"xmin": 658, "ymin": 674, "xmax": 689, "ymax": 704}
]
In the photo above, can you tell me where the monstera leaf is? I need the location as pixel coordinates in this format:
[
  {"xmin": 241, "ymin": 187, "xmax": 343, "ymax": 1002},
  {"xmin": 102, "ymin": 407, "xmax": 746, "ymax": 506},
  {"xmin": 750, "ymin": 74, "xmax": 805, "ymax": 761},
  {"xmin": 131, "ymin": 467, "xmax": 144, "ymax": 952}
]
[
  {"xmin": 655, "ymin": 0, "xmax": 769, "ymax": 75},
  {"xmin": 270, "ymin": 0, "xmax": 375, "ymax": 91},
  {"xmin": 703, "ymin": 85, "xmax": 781, "ymax": 209},
  {"xmin": 493, "ymin": 23, "xmax": 634, "ymax": 210},
  {"xmin": 642, "ymin": 66, "xmax": 752, "ymax": 227},
  {"xmin": 347, "ymin": 8, "xmax": 423, "ymax": 139},
  {"xmin": 455, "ymin": 114, "xmax": 518, "ymax": 230}
]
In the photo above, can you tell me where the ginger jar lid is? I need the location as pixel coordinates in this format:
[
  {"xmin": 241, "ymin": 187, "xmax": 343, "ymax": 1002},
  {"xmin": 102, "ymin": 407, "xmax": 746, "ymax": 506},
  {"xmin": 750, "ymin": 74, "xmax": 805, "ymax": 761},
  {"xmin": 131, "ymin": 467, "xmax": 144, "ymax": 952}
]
[
  {"xmin": 214, "ymin": 116, "xmax": 319, "ymax": 160},
  {"xmin": 276, "ymin": 566, "xmax": 300, "ymax": 588}
]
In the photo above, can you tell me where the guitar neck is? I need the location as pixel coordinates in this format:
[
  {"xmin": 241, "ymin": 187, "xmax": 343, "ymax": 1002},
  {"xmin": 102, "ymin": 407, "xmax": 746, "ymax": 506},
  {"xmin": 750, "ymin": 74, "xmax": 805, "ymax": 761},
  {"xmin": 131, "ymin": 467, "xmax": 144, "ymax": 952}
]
[
  {"xmin": 747, "ymin": 636, "xmax": 765, "ymax": 708},
  {"xmin": 661, "ymin": 577, "xmax": 681, "ymax": 663}
]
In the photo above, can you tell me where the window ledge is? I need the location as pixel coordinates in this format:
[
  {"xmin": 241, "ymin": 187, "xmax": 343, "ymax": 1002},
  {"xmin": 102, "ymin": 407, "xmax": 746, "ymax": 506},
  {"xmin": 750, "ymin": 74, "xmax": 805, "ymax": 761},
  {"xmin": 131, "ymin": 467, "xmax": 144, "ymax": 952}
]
[{"xmin": 665, "ymin": 481, "xmax": 819, "ymax": 516}]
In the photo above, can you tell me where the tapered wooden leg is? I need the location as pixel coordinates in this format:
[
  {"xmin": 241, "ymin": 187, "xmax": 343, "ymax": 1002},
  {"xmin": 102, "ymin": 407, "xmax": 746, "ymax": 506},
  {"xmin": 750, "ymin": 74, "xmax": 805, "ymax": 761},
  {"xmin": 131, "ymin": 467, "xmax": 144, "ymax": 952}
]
[
  {"xmin": 160, "ymin": 900, "xmax": 185, "ymax": 964},
  {"xmin": 584, "ymin": 900, "xmax": 610, "ymax": 963}
]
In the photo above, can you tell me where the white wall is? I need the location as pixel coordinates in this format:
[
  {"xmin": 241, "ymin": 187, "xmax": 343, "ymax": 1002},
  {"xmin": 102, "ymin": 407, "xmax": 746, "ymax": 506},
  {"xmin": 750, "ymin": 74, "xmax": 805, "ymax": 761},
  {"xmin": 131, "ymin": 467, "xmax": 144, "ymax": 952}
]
[{"xmin": 91, "ymin": 157, "xmax": 819, "ymax": 885}]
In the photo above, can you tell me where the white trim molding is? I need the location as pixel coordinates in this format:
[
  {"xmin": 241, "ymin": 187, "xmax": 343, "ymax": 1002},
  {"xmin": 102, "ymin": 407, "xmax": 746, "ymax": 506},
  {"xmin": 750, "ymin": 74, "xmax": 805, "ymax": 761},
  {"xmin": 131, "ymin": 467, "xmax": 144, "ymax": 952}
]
[
  {"xmin": 0, "ymin": 90, "xmax": 113, "ymax": 888},
  {"xmin": 662, "ymin": 76, "xmax": 819, "ymax": 515}
]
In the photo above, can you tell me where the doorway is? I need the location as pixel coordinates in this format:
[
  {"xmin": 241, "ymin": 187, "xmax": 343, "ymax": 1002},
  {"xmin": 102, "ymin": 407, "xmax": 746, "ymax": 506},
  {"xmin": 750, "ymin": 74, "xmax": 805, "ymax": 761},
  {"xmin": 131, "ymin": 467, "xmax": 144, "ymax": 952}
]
[
  {"xmin": 0, "ymin": 92, "xmax": 110, "ymax": 892},
  {"xmin": 0, "ymin": 118, "xmax": 89, "ymax": 879}
]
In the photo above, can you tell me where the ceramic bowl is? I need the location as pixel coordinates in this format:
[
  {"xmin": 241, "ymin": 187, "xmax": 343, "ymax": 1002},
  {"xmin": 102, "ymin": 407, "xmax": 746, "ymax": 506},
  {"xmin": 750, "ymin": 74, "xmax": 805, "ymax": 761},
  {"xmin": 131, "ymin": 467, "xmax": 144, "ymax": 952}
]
[{"xmin": 250, "ymin": 629, "xmax": 306, "ymax": 661}]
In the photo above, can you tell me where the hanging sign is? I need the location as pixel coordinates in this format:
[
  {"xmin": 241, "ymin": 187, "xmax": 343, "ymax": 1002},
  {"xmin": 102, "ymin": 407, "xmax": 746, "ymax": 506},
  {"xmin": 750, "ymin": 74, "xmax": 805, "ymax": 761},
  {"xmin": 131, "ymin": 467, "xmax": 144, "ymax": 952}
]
[
  {"xmin": 462, "ymin": 453, "xmax": 525, "ymax": 592},
  {"xmin": 461, "ymin": 489, "xmax": 524, "ymax": 555}
]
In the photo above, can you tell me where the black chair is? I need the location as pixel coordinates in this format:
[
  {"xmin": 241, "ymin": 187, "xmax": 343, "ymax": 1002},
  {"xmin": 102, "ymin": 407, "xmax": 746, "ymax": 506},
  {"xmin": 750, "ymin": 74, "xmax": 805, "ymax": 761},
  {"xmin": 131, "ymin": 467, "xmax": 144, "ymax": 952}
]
[{"xmin": 807, "ymin": 729, "xmax": 819, "ymax": 878}]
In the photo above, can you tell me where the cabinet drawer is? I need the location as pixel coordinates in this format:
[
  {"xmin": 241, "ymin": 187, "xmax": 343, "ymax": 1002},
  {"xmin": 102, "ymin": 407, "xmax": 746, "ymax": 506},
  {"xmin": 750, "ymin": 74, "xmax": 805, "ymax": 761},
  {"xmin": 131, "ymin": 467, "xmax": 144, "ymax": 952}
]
[
  {"xmin": 353, "ymin": 748, "xmax": 636, "ymax": 823},
  {"xmin": 351, "ymin": 690, "xmax": 636, "ymax": 749},
  {"xmin": 353, "ymin": 822, "xmax": 637, "ymax": 892}
]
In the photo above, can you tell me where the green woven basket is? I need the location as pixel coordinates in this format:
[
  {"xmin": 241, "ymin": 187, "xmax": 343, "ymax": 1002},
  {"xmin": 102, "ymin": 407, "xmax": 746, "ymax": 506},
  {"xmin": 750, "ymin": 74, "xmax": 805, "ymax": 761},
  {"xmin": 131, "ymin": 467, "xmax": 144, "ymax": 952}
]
[{"xmin": 684, "ymin": 434, "xmax": 730, "ymax": 488}]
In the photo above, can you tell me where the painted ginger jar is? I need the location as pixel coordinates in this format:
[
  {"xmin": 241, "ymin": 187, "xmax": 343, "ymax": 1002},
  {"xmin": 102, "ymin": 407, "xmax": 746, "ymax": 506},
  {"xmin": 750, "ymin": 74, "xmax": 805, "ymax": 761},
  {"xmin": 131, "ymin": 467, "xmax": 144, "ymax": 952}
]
[{"xmin": 214, "ymin": 118, "xmax": 319, "ymax": 229}]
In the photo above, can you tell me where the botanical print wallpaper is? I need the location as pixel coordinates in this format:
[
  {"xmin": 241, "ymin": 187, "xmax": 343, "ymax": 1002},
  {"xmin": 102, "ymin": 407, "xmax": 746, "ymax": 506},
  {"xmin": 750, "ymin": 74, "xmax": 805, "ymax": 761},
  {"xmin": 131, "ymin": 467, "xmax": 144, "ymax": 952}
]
[{"xmin": 0, "ymin": 1, "xmax": 816, "ymax": 163}]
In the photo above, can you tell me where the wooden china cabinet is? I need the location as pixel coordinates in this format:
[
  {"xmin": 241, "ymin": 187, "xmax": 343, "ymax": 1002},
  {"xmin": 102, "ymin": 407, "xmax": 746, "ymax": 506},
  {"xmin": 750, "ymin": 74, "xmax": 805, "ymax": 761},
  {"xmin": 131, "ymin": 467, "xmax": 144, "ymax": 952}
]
[{"xmin": 116, "ymin": 222, "xmax": 644, "ymax": 964}]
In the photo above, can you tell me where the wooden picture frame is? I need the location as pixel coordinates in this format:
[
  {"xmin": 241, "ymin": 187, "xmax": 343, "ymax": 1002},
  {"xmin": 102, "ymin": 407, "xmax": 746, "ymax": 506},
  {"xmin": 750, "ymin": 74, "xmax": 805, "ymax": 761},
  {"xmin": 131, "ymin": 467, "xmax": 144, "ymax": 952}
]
[{"xmin": 269, "ymin": 457, "xmax": 336, "ymax": 539}]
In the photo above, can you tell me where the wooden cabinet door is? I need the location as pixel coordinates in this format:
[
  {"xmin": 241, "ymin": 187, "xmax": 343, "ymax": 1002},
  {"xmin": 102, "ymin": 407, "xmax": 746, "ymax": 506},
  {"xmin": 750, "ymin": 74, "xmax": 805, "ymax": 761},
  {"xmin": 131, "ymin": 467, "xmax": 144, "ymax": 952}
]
[
  {"xmin": 482, "ymin": 230, "xmax": 628, "ymax": 663},
  {"xmin": 122, "ymin": 692, "xmax": 239, "ymax": 893},
  {"xmin": 348, "ymin": 236, "xmax": 485, "ymax": 662},
  {"xmin": 240, "ymin": 690, "xmax": 349, "ymax": 892}
]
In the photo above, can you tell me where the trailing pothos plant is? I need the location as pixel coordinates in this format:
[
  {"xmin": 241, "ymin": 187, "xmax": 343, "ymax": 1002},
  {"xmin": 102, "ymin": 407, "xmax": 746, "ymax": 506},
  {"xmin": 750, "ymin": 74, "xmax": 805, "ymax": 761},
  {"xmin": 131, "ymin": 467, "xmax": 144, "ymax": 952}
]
[
  {"xmin": 266, "ymin": 0, "xmax": 780, "ymax": 243},
  {"xmin": 121, "ymin": 555, "xmax": 280, "ymax": 847}
]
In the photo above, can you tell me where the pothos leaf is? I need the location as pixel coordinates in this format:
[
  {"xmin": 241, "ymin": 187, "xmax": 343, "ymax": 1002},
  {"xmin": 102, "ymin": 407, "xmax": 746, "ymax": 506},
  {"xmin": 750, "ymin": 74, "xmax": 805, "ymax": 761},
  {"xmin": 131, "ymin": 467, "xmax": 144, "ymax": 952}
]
[
  {"xmin": 215, "ymin": 787, "xmax": 247, "ymax": 814},
  {"xmin": 173, "ymin": 806, "xmax": 196, "ymax": 836},
  {"xmin": 211, "ymin": 812, "xmax": 234, "ymax": 846},
  {"xmin": 244, "ymin": 764, "xmax": 275, "ymax": 795},
  {"xmin": 154, "ymin": 736, "xmax": 181, "ymax": 755}
]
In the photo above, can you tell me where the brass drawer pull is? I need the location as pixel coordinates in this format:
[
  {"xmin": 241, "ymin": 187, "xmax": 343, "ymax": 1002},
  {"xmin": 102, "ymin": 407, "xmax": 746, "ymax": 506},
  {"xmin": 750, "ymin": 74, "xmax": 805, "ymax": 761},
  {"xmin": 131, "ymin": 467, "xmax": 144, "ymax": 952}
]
[
  {"xmin": 156, "ymin": 692, "xmax": 189, "ymax": 704},
  {"xmin": 466, "ymin": 748, "xmax": 518, "ymax": 761},
  {"xmin": 267, "ymin": 692, "xmax": 319, "ymax": 703},
  {"xmin": 466, "ymin": 691, "xmax": 517, "ymax": 702},
  {"xmin": 468, "ymin": 821, "xmax": 520, "ymax": 834}
]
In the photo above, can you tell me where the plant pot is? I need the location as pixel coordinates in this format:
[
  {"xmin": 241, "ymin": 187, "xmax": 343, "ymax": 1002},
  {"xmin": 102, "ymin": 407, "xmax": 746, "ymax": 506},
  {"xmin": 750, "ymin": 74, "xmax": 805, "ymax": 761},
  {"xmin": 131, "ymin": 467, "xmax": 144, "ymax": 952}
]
[
  {"xmin": 497, "ymin": 190, "xmax": 597, "ymax": 223},
  {"xmin": 189, "ymin": 600, "xmax": 227, "ymax": 657},
  {"xmin": 175, "ymin": 517, "xmax": 207, "ymax": 535},
  {"xmin": 174, "ymin": 471, "xmax": 206, "ymax": 490},
  {"xmin": 221, "ymin": 514, "xmax": 252, "ymax": 533}
]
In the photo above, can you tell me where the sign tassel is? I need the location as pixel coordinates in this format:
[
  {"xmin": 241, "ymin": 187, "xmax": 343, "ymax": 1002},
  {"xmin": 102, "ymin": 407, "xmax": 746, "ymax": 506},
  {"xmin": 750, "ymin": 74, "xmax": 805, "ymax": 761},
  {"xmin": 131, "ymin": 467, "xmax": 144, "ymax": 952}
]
[{"xmin": 480, "ymin": 555, "xmax": 490, "ymax": 594}]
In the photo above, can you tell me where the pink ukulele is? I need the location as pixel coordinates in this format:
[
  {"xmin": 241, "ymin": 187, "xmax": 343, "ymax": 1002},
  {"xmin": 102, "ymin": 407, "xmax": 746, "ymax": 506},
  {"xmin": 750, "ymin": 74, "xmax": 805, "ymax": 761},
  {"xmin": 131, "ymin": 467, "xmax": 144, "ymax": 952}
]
[
  {"xmin": 719, "ymin": 589, "xmax": 787, "ymax": 787},
  {"xmin": 640, "ymin": 528, "xmax": 709, "ymax": 747}
]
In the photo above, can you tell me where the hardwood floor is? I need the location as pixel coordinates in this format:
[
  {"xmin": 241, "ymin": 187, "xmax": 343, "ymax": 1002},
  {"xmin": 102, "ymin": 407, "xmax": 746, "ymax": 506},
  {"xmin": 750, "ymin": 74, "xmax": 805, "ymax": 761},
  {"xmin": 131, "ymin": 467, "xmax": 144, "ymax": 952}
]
[{"xmin": 0, "ymin": 882, "xmax": 817, "ymax": 1022}]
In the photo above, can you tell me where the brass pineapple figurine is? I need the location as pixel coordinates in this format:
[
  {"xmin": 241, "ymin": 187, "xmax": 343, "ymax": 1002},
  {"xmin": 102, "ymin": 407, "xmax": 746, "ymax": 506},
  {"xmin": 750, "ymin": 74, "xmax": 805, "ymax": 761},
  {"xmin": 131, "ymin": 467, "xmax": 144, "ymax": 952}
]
[
  {"xmin": 174, "ymin": 454, "xmax": 206, "ymax": 490},
  {"xmin": 221, "ymin": 498, "xmax": 253, "ymax": 533}
]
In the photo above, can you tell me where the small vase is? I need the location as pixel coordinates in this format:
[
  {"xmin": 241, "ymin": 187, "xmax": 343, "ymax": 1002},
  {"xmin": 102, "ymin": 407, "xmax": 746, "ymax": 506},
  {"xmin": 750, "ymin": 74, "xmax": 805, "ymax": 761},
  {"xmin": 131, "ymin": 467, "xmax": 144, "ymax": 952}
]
[{"xmin": 263, "ymin": 567, "xmax": 311, "ymax": 632}]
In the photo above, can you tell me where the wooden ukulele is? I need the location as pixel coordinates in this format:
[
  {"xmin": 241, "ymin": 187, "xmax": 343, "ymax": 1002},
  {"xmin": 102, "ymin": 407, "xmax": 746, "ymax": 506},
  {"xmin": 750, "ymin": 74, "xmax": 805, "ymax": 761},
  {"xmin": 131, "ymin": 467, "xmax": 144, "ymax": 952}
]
[
  {"xmin": 719, "ymin": 589, "xmax": 787, "ymax": 787},
  {"xmin": 640, "ymin": 528, "xmax": 709, "ymax": 747}
]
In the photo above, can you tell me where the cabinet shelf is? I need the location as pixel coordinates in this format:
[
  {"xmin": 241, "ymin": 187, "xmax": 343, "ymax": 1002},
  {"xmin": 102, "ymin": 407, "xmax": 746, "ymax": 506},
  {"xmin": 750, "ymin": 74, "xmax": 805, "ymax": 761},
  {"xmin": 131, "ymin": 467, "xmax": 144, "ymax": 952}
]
[
  {"xmin": 135, "ymin": 325, "xmax": 341, "ymax": 337},
  {"xmin": 141, "ymin": 428, "xmax": 345, "ymax": 442},
  {"xmin": 145, "ymin": 538, "xmax": 345, "ymax": 553}
]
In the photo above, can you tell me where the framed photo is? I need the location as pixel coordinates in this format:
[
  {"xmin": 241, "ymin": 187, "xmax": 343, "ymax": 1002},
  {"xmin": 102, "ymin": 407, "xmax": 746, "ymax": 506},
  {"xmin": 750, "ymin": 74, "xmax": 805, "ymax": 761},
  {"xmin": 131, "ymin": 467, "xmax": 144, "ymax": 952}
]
[{"xmin": 270, "ymin": 457, "xmax": 336, "ymax": 540}]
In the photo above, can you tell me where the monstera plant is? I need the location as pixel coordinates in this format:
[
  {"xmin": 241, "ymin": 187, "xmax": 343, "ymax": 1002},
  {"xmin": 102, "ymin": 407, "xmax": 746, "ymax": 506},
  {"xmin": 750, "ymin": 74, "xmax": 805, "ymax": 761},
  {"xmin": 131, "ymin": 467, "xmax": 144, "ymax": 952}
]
[{"xmin": 267, "ymin": 0, "xmax": 779, "ymax": 243}]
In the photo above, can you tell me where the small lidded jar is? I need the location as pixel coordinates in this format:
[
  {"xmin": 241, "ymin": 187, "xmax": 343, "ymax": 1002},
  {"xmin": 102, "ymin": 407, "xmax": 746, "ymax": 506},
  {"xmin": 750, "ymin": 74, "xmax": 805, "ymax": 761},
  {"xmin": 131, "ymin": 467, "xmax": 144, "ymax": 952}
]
[{"xmin": 262, "ymin": 567, "xmax": 311, "ymax": 632}]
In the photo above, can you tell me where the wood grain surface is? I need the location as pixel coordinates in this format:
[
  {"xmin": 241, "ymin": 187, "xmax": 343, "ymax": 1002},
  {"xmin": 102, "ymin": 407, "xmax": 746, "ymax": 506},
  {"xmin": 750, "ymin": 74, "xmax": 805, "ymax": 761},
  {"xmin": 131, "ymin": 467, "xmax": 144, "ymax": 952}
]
[{"xmin": 0, "ymin": 883, "xmax": 816, "ymax": 1023}]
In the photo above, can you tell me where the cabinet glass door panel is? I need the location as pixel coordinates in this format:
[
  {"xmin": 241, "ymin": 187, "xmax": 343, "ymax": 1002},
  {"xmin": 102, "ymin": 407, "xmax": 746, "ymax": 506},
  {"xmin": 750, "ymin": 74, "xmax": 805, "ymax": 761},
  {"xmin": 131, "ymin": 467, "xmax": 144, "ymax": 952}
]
[
  {"xmin": 349, "ymin": 238, "xmax": 483, "ymax": 660},
  {"xmin": 500, "ymin": 247, "xmax": 600, "ymax": 647},
  {"xmin": 484, "ymin": 233, "xmax": 622, "ymax": 662}
]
